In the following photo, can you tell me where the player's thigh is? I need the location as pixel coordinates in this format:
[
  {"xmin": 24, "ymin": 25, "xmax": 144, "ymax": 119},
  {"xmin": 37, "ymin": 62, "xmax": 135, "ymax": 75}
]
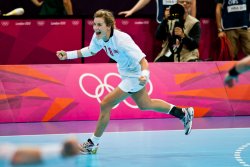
[
  {"xmin": 102, "ymin": 87, "xmax": 130, "ymax": 107},
  {"xmin": 131, "ymin": 87, "xmax": 151, "ymax": 107}
]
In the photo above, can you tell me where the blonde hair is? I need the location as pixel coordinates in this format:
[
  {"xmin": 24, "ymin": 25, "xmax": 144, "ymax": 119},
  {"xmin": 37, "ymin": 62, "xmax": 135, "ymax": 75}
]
[{"xmin": 94, "ymin": 9, "xmax": 116, "ymax": 29}]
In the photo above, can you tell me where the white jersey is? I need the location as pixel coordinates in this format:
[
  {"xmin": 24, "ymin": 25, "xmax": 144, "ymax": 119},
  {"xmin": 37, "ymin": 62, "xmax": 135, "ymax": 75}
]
[{"xmin": 88, "ymin": 29, "xmax": 146, "ymax": 77}]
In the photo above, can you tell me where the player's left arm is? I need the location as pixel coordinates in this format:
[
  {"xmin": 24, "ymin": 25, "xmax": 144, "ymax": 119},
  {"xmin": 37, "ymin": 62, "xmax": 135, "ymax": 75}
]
[
  {"xmin": 119, "ymin": 34, "xmax": 149, "ymax": 84},
  {"xmin": 139, "ymin": 57, "xmax": 149, "ymax": 71},
  {"xmin": 139, "ymin": 58, "xmax": 150, "ymax": 85}
]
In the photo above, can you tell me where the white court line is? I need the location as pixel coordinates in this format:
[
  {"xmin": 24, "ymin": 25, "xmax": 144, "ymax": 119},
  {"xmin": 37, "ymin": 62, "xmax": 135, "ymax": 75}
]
[{"xmin": 234, "ymin": 143, "xmax": 250, "ymax": 167}]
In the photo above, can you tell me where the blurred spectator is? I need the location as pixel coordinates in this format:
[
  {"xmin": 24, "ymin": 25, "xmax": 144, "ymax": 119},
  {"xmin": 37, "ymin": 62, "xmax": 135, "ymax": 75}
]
[
  {"xmin": 23, "ymin": 0, "xmax": 42, "ymax": 16},
  {"xmin": 0, "ymin": 138, "xmax": 79, "ymax": 165},
  {"xmin": 118, "ymin": 0, "xmax": 196, "ymax": 23},
  {"xmin": 0, "ymin": 0, "xmax": 23, "ymax": 16},
  {"xmin": 31, "ymin": 0, "xmax": 73, "ymax": 15},
  {"xmin": 224, "ymin": 55, "xmax": 250, "ymax": 87},
  {"xmin": 154, "ymin": 1, "xmax": 200, "ymax": 62},
  {"xmin": 215, "ymin": 0, "xmax": 250, "ymax": 60}
]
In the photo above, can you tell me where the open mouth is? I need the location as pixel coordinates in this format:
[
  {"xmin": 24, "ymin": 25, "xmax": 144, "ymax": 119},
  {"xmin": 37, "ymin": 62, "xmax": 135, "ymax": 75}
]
[{"xmin": 96, "ymin": 31, "xmax": 101, "ymax": 35}]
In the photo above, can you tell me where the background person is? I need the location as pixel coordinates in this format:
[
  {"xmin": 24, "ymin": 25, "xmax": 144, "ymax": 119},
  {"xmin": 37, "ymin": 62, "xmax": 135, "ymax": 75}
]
[
  {"xmin": 31, "ymin": 0, "xmax": 73, "ymax": 15},
  {"xmin": 215, "ymin": 0, "xmax": 250, "ymax": 60},
  {"xmin": 118, "ymin": 0, "xmax": 196, "ymax": 23},
  {"xmin": 0, "ymin": 138, "xmax": 79, "ymax": 165},
  {"xmin": 154, "ymin": 1, "xmax": 200, "ymax": 62}
]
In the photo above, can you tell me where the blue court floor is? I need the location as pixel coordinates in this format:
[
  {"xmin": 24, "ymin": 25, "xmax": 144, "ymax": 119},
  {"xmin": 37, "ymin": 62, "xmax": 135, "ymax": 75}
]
[{"xmin": 0, "ymin": 127, "xmax": 250, "ymax": 167}]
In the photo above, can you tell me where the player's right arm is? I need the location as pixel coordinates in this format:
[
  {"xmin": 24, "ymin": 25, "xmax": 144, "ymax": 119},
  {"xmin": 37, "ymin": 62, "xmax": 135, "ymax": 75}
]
[
  {"xmin": 56, "ymin": 47, "xmax": 95, "ymax": 60},
  {"xmin": 57, "ymin": 33, "xmax": 102, "ymax": 60}
]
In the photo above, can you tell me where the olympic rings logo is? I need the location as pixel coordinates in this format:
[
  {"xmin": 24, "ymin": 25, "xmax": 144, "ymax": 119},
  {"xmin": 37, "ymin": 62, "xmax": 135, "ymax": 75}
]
[
  {"xmin": 72, "ymin": 20, "xmax": 80, "ymax": 26},
  {"xmin": 37, "ymin": 21, "xmax": 45, "ymax": 26},
  {"xmin": 79, "ymin": 72, "xmax": 153, "ymax": 109},
  {"xmin": 1, "ymin": 21, "xmax": 9, "ymax": 27}
]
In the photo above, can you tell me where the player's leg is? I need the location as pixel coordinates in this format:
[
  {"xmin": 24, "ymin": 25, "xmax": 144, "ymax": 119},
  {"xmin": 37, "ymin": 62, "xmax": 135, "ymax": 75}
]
[
  {"xmin": 80, "ymin": 86, "xmax": 130, "ymax": 154},
  {"xmin": 94, "ymin": 87, "xmax": 130, "ymax": 137},
  {"xmin": 131, "ymin": 87, "xmax": 175, "ymax": 113},
  {"xmin": 131, "ymin": 87, "xmax": 194, "ymax": 135}
]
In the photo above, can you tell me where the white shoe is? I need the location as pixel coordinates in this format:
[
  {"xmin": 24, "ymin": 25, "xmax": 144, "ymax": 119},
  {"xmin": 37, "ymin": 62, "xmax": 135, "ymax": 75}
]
[
  {"xmin": 181, "ymin": 107, "xmax": 194, "ymax": 135},
  {"xmin": 79, "ymin": 139, "xmax": 99, "ymax": 154}
]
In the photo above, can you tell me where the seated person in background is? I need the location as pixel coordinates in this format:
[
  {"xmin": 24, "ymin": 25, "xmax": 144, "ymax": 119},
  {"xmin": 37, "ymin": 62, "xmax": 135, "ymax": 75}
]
[
  {"xmin": 31, "ymin": 0, "xmax": 73, "ymax": 15},
  {"xmin": 154, "ymin": 0, "xmax": 200, "ymax": 62},
  {"xmin": 0, "ymin": 138, "xmax": 79, "ymax": 165}
]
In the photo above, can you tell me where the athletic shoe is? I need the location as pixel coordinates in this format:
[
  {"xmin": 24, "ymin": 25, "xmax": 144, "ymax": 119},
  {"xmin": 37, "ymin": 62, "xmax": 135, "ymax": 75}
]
[
  {"xmin": 79, "ymin": 139, "xmax": 99, "ymax": 154},
  {"xmin": 181, "ymin": 107, "xmax": 194, "ymax": 135}
]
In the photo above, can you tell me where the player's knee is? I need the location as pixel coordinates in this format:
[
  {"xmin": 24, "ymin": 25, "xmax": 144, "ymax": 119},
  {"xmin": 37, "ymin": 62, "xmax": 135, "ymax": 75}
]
[
  {"xmin": 99, "ymin": 105, "xmax": 111, "ymax": 121},
  {"xmin": 100, "ymin": 99, "xmax": 113, "ymax": 111},
  {"xmin": 137, "ymin": 104, "xmax": 150, "ymax": 111},
  {"xmin": 100, "ymin": 101, "xmax": 107, "ymax": 110}
]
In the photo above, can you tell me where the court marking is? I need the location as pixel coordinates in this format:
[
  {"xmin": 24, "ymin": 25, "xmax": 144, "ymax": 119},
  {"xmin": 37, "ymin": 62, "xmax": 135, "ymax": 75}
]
[
  {"xmin": 234, "ymin": 142, "xmax": 250, "ymax": 167},
  {"xmin": 0, "ymin": 128, "xmax": 250, "ymax": 167},
  {"xmin": 0, "ymin": 127, "xmax": 249, "ymax": 137}
]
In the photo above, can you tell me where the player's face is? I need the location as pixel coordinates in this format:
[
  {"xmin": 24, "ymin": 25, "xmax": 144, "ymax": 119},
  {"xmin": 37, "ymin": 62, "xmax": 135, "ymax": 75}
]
[{"xmin": 93, "ymin": 17, "xmax": 111, "ymax": 41}]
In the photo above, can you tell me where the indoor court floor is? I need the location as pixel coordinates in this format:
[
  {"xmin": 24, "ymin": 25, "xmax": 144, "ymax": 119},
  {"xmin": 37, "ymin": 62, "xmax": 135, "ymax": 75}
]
[{"xmin": 0, "ymin": 116, "xmax": 250, "ymax": 167}]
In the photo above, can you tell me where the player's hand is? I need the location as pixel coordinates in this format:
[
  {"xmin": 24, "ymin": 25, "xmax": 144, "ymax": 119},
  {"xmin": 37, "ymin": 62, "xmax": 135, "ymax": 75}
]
[
  {"xmin": 224, "ymin": 73, "xmax": 238, "ymax": 87},
  {"xmin": 56, "ymin": 50, "xmax": 67, "ymax": 60},
  {"xmin": 118, "ymin": 10, "xmax": 133, "ymax": 17},
  {"xmin": 138, "ymin": 76, "xmax": 147, "ymax": 86}
]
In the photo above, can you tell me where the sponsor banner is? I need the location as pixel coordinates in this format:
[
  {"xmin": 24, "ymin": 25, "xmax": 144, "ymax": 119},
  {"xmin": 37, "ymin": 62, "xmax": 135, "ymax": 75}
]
[
  {"xmin": 0, "ymin": 19, "xmax": 82, "ymax": 64},
  {"xmin": 0, "ymin": 62, "xmax": 249, "ymax": 123}
]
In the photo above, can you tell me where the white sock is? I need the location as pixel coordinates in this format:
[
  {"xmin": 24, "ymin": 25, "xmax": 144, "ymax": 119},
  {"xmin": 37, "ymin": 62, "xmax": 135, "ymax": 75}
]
[{"xmin": 90, "ymin": 135, "xmax": 100, "ymax": 145}]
